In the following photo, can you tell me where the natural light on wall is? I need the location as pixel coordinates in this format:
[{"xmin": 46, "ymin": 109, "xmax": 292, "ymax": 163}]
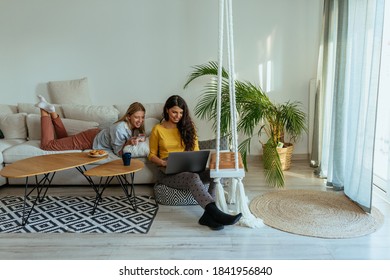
[{"xmin": 258, "ymin": 35, "xmax": 274, "ymax": 92}]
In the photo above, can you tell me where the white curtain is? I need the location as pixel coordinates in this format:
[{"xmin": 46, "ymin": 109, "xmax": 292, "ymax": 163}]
[
  {"xmin": 315, "ymin": 0, "xmax": 385, "ymax": 211},
  {"xmin": 374, "ymin": 0, "xmax": 390, "ymax": 202}
]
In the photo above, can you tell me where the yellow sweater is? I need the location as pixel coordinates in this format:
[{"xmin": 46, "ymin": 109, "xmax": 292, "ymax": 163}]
[{"xmin": 148, "ymin": 123, "xmax": 199, "ymax": 160}]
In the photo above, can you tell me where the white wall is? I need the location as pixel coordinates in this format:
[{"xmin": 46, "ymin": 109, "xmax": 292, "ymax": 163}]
[{"xmin": 0, "ymin": 0, "xmax": 322, "ymax": 155}]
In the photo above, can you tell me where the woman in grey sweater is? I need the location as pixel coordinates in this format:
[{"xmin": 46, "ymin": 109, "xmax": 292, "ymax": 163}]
[{"xmin": 36, "ymin": 95, "xmax": 145, "ymax": 156}]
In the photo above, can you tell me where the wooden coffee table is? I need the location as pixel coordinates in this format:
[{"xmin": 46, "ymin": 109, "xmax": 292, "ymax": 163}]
[
  {"xmin": 0, "ymin": 152, "xmax": 107, "ymax": 225},
  {"xmin": 84, "ymin": 159, "xmax": 144, "ymax": 214}
]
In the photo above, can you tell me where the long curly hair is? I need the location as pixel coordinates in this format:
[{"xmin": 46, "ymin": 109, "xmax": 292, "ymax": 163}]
[{"xmin": 163, "ymin": 95, "xmax": 196, "ymax": 151}]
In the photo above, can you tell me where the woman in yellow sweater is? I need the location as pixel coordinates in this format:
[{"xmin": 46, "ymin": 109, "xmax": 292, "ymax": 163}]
[{"xmin": 148, "ymin": 95, "xmax": 242, "ymax": 230}]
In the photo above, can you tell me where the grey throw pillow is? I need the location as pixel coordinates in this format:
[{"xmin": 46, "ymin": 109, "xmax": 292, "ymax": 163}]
[{"xmin": 199, "ymin": 136, "xmax": 229, "ymax": 150}]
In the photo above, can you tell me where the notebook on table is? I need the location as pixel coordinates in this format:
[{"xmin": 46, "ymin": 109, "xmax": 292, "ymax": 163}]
[{"xmin": 160, "ymin": 150, "xmax": 210, "ymax": 175}]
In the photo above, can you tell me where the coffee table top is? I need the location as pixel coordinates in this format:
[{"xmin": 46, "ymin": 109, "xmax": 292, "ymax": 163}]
[
  {"xmin": 84, "ymin": 159, "xmax": 144, "ymax": 177},
  {"xmin": 0, "ymin": 152, "xmax": 107, "ymax": 178}
]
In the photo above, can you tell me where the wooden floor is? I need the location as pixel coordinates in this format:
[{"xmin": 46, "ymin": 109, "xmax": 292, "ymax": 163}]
[{"xmin": 0, "ymin": 156, "xmax": 389, "ymax": 260}]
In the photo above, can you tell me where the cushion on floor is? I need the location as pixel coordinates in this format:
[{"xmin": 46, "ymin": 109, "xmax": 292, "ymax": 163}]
[{"xmin": 154, "ymin": 183, "xmax": 199, "ymax": 206}]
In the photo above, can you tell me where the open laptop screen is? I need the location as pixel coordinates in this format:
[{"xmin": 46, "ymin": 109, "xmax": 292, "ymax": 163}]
[{"xmin": 161, "ymin": 150, "xmax": 210, "ymax": 175}]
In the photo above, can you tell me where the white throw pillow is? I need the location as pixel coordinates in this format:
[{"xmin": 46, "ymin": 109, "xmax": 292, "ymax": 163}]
[
  {"xmin": 122, "ymin": 139, "xmax": 150, "ymax": 158},
  {"xmin": 0, "ymin": 113, "xmax": 27, "ymax": 139},
  {"xmin": 62, "ymin": 104, "xmax": 119, "ymax": 129},
  {"xmin": 26, "ymin": 114, "xmax": 99, "ymax": 140},
  {"xmin": 48, "ymin": 77, "xmax": 92, "ymax": 105},
  {"xmin": 0, "ymin": 104, "xmax": 18, "ymax": 114}
]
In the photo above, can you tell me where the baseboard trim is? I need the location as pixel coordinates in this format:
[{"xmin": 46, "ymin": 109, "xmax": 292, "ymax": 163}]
[{"xmin": 251, "ymin": 153, "xmax": 309, "ymax": 161}]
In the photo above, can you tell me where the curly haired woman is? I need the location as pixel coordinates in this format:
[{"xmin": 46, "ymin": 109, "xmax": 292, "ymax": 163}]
[{"xmin": 148, "ymin": 95, "xmax": 242, "ymax": 230}]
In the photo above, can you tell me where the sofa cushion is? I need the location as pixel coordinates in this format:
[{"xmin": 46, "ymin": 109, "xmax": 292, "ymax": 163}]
[
  {"xmin": 0, "ymin": 104, "xmax": 18, "ymax": 114},
  {"xmin": 0, "ymin": 113, "xmax": 27, "ymax": 139},
  {"xmin": 18, "ymin": 103, "xmax": 64, "ymax": 118},
  {"xmin": 144, "ymin": 118, "xmax": 160, "ymax": 136},
  {"xmin": 0, "ymin": 139, "xmax": 27, "ymax": 153},
  {"xmin": 26, "ymin": 114, "xmax": 100, "ymax": 140},
  {"xmin": 143, "ymin": 103, "xmax": 164, "ymax": 119},
  {"xmin": 0, "ymin": 165, "xmax": 5, "ymax": 185},
  {"xmin": 62, "ymin": 119, "xmax": 100, "ymax": 136},
  {"xmin": 114, "ymin": 103, "xmax": 164, "ymax": 120},
  {"xmin": 0, "ymin": 139, "xmax": 27, "ymax": 164},
  {"xmin": 2, "ymin": 140, "xmax": 84, "ymax": 164},
  {"xmin": 48, "ymin": 77, "xmax": 92, "ymax": 105},
  {"xmin": 62, "ymin": 104, "xmax": 119, "ymax": 129},
  {"xmin": 153, "ymin": 183, "xmax": 199, "ymax": 205}
]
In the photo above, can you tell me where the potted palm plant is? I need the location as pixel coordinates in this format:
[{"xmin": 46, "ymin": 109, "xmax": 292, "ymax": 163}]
[{"xmin": 183, "ymin": 61, "xmax": 307, "ymax": 188}]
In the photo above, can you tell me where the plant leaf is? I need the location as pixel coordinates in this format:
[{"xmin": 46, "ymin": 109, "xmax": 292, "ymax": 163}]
[
  {"xmin": 183, "ymin": 61, "xmax": 229, "ymax": 89},
  {"xmin": 262, "ymin": 141, "xmax": 285, "ymax": 188}
]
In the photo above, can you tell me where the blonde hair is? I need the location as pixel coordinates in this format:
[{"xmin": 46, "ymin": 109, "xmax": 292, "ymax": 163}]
[{"xmin": 117, "ymin": 102, "xmax": 146, "ymax": 134}]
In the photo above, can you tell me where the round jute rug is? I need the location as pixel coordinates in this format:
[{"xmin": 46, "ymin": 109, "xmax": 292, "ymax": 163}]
[{"xmin": 249, "ymin": 189, "xmax": 384, "ymax": 239}]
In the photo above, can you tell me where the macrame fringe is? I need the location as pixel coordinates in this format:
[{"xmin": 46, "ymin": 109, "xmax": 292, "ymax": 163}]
[
  {"xmin": 226, "ymin": 178, "xmax": 236, "ymax": 204},
  {"xmin": 214, "ymin": 178, "xmax": 228, "ymax": 212},
  {"xmin": 235, "ymin": 179, "xmax": 264, "ymax": 228}
]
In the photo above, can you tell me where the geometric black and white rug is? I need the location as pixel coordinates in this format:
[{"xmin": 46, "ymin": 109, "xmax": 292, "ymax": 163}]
[{"xmin": 0, "ymin": 195, "xmax": 158, "ymax": 234}]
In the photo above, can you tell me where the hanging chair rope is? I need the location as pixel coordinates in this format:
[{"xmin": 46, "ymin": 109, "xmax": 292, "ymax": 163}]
[
  {"xmin": 213, "ymin": 0, "xmax": 263, "ymax": 228},
  {"xmin": 216, "ymin": 0, "xmax": 240, "ymax": 170},
  {"xmin": 215, "ymin": 0, "xmax": 225, "ymax": 173},
  {"xmin": 226, "ymin": 0, "xmax": 240, "ymax": 170}
]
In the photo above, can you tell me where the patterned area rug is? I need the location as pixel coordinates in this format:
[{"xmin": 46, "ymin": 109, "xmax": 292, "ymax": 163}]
[{"xmin": 0, "ymin": 195, "xmax": 158, "ymax": 233}]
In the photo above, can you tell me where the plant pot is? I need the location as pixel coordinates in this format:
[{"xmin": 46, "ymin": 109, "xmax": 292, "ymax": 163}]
[
  {"xmin": 277, "ymin": 143, "xmax": 294, "ymax": 170},
  {"xmin": 262, "ymin": 143, "xmax": 294, "ymax": 171}
]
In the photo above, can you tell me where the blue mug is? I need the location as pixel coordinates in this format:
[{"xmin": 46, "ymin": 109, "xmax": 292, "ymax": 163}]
[{"xmin": 122, "ymin": 152, "xmax": 132, "ymax": 166}]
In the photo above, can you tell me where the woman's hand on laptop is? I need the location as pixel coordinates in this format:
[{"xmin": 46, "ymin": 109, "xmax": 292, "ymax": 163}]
[{"xmin": 159, "ymin": 159, "xmax": 167, "ymax": 167}]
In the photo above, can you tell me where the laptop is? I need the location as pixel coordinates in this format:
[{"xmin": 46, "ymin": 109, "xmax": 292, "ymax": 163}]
[{"xmin": 161, "ymin": 150, "xmax": 210, "ymax": 175}]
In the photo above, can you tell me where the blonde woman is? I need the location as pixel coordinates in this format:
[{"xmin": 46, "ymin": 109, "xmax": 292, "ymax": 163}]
[{"xmin": 36, "ymin": 95, "xmax": 145, "ymax": 156}]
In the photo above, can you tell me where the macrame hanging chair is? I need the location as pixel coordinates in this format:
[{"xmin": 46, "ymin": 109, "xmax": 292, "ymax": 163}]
[{"xmin": 211, "ymin": 0, "xmax": 263, "ymax": 228}]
